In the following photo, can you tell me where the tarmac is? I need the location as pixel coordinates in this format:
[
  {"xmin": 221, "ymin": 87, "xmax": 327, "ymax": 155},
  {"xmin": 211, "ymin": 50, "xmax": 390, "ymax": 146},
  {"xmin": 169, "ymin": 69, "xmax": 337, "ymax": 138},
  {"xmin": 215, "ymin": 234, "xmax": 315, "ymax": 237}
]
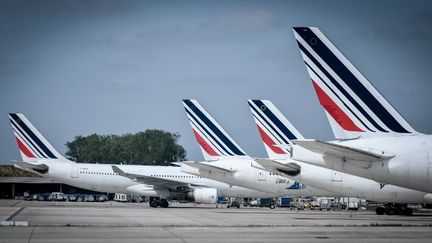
[{"xmin": 1, "ymin": 199, "xmax": 432, "ymax": 242}]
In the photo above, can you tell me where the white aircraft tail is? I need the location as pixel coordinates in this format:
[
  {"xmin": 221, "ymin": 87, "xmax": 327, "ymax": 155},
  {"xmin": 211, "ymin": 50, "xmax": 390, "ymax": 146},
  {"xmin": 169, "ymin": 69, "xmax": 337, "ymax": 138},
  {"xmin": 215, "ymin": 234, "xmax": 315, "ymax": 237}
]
[
  {"xmin": 293, "ymin": 27, "xmax": 419, "ymax": 139},
  {"xmin": 182, "ymin": 99, "xmax": 247, "ymax": 160},
  {"xmin": 248, "ymin": 99, "xmax": 304, "ymax": 159},
  {"xmin": 8, "ymin": 113, "xmax": 67, "ymax": 162}
]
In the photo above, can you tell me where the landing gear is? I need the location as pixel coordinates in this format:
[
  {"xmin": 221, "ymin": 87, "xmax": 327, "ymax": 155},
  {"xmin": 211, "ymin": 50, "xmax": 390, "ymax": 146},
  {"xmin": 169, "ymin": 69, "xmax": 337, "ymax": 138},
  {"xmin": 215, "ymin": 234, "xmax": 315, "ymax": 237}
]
[
  {"xmin": 375, "ymin": 204, "xmax": 413, "ymax": 216},
  {"xmin": 149, "ymin": 197, "xmax": 169, "ymax": 208},
  {"xmin": 375, "ymin": 207, "xmax": 385, "ymax": 215},
  {"xmin": 149, "ymin": 197, "xmax": 159, "ymax": 208},
  {"xmin": 160, "ymin": 199, "xmax": 169, "ymax": 208}
]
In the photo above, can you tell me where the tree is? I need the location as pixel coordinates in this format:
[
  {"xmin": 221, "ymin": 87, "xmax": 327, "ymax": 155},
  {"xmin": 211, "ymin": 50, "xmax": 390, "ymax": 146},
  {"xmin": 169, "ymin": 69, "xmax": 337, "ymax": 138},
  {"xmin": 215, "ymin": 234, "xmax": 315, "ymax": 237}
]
[{"xmin": 65, "ymin": 130, "xmax": 187, "ymax": 165}]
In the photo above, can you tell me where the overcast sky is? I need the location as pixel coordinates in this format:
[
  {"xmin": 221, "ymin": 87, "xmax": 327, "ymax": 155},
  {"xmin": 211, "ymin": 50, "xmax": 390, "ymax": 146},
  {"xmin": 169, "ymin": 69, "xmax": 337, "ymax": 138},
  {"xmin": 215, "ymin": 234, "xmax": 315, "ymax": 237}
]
[{"xmin": 1, "ymin": 0, "xmax": 431, "ymax": 164}]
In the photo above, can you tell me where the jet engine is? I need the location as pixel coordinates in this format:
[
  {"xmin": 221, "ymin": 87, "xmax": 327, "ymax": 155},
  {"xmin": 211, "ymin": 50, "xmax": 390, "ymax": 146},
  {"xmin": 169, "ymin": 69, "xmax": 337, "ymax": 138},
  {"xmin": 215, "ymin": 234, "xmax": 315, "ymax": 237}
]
[
  {"xmin": 188, "ymin": 188, "xmax": 218, "ymax": 204},
  {"xmin": 126, "ymin": 184, "xmax": 159, "ymax": 197}
]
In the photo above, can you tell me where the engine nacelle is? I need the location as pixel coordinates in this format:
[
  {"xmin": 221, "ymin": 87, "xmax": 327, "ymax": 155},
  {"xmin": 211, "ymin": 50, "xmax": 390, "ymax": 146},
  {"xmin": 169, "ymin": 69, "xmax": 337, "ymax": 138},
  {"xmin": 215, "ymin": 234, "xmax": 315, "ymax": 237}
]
[
  {"xmin": 188, "ymin": 188, "xmax": 218, "ymax": 204},
  {"xmin": 423, "ymin": 194, "xmax": 432, "ymax": 204},
  {"xmin": 126, "ymin": 184, "xmax": 159, "ymax": 197}
]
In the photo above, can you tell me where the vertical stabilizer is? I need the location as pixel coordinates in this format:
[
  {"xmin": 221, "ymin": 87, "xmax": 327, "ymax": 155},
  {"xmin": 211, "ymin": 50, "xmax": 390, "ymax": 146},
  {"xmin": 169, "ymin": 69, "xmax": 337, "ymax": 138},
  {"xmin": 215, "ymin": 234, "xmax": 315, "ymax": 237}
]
[
  {"xmin": 8, "ymin": 113, "xmax": 66, "ymax": 162},
  {"xmin": 248, "ymin": 100, "xmax": 304, "ymax": 159},
  {"xmin": 293, "ymin": 27, "xmax": 418, "ymax": 139},
  {"xmin": 182, "ymin": 99, "xmax": 247, "ymax": 160}
]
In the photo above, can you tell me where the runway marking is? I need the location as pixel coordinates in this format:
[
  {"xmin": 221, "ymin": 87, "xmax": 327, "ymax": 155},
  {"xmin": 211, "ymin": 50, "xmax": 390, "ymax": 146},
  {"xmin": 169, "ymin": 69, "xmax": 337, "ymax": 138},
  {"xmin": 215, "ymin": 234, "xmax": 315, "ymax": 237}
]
[
  {"xmin": 10, "ymin": 201, "xmax": 22, "ymax": 207},
  {"xmin": 162, "ymin": 226, "xmax": 188, "ymax": 243},
  {"xmin": 6, "ymin": 207, "xmax": 25, "ymax": 221},
  {"xmin": 27, "ymin": 226, "xmax": 35, "ymax": 243}
]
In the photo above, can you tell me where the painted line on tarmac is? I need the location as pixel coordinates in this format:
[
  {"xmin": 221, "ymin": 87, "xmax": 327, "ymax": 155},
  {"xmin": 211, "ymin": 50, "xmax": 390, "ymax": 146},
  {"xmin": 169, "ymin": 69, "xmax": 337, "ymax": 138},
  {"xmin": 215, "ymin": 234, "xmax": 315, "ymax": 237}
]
[
  {"xmin": 6, "ymin": 207, "xmax": 25, "ymax": 221},
  {"xmin": 162, "ymin": 227, "xmax": 188, "ymax": 243},
  {"xmin": 10, "ymin": 201, "xmax": 22, "ymax": 207}
]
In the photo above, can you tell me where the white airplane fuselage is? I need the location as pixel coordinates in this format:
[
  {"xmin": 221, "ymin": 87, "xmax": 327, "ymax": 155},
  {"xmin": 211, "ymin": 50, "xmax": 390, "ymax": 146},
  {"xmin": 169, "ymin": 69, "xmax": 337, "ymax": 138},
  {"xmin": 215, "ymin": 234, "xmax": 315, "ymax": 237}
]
[
  {"xmin": 274, "ymin": 159, "xmax": 432, "ymax": 203},
  {"xmin": 293, "ymin": 134, "xmax": 432, "ymax": 194},
  {"xmin": 30, "ymin": 159, "xmax": 277, "ymax": 199},
  {"xmin": 181, "ymin": 157, "xmax": 335, "ymax": 197}
]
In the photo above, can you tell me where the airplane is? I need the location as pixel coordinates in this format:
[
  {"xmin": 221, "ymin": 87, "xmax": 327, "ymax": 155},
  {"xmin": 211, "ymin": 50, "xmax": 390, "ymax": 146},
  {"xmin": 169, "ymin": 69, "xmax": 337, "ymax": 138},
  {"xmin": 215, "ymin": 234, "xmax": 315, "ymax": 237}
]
[
  {"xmin": 291, "ymin": 26, "xmax": 432, "ymax": 193},
  {"xmin": 8, "ymin": 113, "xmax": 279, "ymax": 208},
  {"xmin": 180, "ymin": 99, "xmax": 336, "ymax": 198},
  {"xmin": 248, "ymin": 99, "xmax": 432, "ymax": 215}
]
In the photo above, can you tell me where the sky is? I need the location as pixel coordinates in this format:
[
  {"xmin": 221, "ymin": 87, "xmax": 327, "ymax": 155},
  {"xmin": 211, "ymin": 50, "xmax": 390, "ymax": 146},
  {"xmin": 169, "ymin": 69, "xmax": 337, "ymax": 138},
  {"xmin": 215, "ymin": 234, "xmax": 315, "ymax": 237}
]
[{"xmin": 1, "ymin": 0, "xmax": 431, "ymax": 164}]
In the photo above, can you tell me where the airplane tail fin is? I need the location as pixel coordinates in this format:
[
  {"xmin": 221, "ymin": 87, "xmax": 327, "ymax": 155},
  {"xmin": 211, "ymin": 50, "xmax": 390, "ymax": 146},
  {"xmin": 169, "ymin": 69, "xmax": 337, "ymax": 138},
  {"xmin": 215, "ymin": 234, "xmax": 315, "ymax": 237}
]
[
  {"xmin": 248, "ymin": 99, "xmax": 304, "ymax": 160},
  {"xmin": 293, "ymin": 27, "xmax": 419, "ymax": 139},
  {"xmin": 182, "ymin": 99, "xmax": 247, "ymax": 160},
  {"xmin": 8, "ymin": 113, "xmax": 66, "ymax": 162}
]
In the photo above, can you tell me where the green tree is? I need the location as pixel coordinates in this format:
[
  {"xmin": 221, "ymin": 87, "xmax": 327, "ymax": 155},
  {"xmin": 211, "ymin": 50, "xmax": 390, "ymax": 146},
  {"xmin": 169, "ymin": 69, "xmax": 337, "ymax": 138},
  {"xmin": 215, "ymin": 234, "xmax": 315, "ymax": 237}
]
[{"xmin": 65, "ymin": 130, "xmax": 187, "ymax": 165}]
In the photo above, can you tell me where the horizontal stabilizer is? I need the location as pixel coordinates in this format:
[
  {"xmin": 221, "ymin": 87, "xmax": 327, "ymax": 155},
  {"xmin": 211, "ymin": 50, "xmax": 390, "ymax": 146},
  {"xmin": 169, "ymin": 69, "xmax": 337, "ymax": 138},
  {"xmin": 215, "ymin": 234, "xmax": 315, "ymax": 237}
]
[
  {"xmin": 255, "ymin": 159, "xmax": 301, "ymax": 177},
  {"xmin": 293, "ymin": 139, "xmax": 394, "ymax": 162},
  {"xmin": 12, "ymin": 161, "xmax": 49, "ymax": 174},
  {"xmin": 182, "ymin": 161, "xmax": 236, "ymax": 174}
]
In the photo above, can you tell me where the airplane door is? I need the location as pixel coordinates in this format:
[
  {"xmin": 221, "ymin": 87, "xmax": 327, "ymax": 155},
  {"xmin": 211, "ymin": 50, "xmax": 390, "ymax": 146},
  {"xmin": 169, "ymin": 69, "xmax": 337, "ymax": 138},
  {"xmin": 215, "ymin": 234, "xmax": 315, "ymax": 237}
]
[
  {"xmin": 257, "ymin": 169, "xmax": 266, "ymax": 181},
  {"xmin": 71, "ymin": 165, "xmax": 79, "ymax": 178}
]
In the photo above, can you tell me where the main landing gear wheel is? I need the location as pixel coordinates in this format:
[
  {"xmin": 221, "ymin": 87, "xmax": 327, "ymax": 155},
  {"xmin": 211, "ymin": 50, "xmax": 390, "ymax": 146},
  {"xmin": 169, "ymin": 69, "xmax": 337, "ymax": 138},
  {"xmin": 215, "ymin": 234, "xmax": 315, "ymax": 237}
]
[
  {"xmin": 149, "ymin": 197, "xmax": 159, "ymax": 208},
  {"xmin": 375, "ymin": 207, "xmax": 385, "ymax": 215},
  {"xmin": 160, "ymin": 199, "xmax": 169, "ymax": 208},
  {"xmin": 376, "ymin": 203, "xmax": 413, "ymax": 216}
]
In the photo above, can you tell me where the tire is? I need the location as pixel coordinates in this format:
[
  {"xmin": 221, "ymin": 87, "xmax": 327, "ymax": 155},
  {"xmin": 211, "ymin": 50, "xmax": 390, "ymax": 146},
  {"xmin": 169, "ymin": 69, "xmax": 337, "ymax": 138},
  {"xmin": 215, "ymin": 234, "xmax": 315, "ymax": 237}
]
[
  {"xmin": 375, "ymin": 207, "xmax": 385, "ymax": 215},
  {"xmin": 404, "ymin": 208, "xmax": 413, "ymax": 216},
  {"xmin": 385, "ymin": 207, "xmax": 394, "ymax": 215},
  {"xmin": 150, "ymin": 200, "xmax": 159, "ymax": 208},
  {"xmin": 160, "ymin": 200, "xmax": 169, "ymax": 208},
  {"xmin": 269, "ymin": 204, "xmax": 275, "ymax": 209}
]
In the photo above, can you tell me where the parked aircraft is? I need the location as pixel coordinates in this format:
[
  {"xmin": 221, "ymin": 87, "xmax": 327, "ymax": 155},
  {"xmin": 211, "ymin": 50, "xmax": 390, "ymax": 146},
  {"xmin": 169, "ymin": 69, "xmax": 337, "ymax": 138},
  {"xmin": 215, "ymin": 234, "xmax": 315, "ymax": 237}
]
[
  {"xmin": 180, "ymin": 99, "xmax": 335, "ymax": 197},
  {"xmin": 248, "ymin": 99, "xmax": 432, "ymax": 215},
  {"xmin": 8, "ymin": 113, "xmax": 277, "ymax": 208},
  {"xmin": 291, "ymin": 27, "xmax": 432, "ymax": 193}
]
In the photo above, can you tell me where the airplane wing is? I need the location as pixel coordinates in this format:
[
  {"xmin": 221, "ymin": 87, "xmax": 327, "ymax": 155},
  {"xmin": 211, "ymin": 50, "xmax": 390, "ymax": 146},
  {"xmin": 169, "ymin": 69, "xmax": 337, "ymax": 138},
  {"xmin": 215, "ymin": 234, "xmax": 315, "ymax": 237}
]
[
  {"xmin": 182, "ymin": 161, "xmax": 236, "ymax": 174},
  {"xmin": 112, "ymin": 165, "xmax": 193, "ymax": 188},
  {"xmin": 293, "ymin": 139, "xmax": 394, "ymax": 162},
  {"xmin": 254, "ymin": 159, "xmax": 301, "ymax": 177}
]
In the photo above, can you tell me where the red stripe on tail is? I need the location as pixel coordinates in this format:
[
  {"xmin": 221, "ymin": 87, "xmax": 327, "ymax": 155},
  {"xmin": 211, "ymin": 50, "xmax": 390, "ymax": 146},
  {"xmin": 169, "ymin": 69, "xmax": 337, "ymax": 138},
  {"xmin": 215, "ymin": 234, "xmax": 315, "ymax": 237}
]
[
  {"xmin": 192, "ymin": 129, "xmax": 220, "ymax": 156},
  {"xmin": 312, "ymin": 80, "xmax": 364, "ymax": 132},
  {"xmin": 15, "ymin": 137, "xmax": 36, "ymax": 158},
  {"xmin": 257, "ymin": 125, "xmax": 287, "ymax": 155}
]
